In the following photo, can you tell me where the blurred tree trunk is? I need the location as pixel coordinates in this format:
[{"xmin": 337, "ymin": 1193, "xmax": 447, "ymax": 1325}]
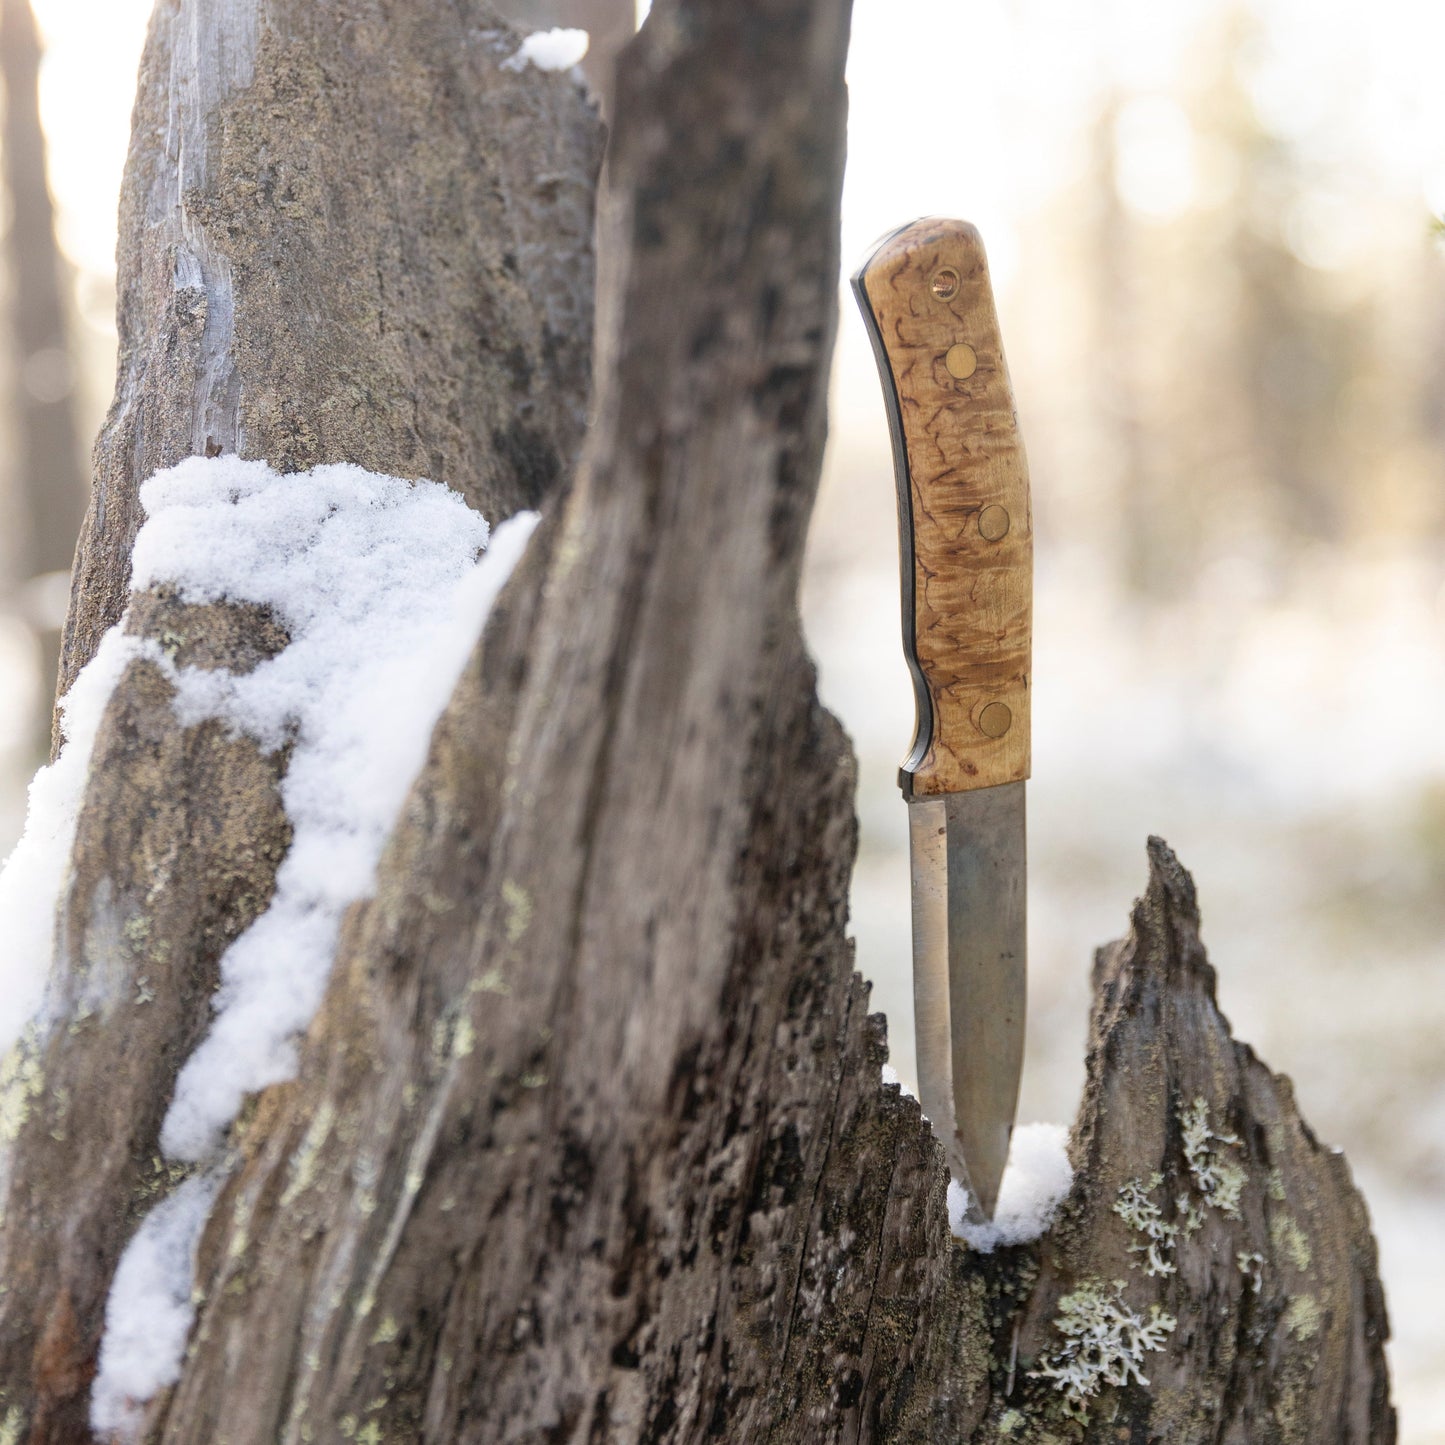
[
  {"xmin": 0, "ymin": 0, "xmax": 87, "ymax": 754},
  {"xmin": 0, "ymin": 1, "xmax": 1395, "ymax": 1441}
]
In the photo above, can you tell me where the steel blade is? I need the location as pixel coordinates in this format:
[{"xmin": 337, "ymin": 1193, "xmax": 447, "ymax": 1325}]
[{"xmin": 908, "ymin": 781, "xmax": 1026, "ymax": 1219}]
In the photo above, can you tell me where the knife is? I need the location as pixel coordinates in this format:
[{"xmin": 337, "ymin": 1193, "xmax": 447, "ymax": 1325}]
[{"xmin": 852, "ymin": 218, "xmax": 1031, "ymax": 1221}]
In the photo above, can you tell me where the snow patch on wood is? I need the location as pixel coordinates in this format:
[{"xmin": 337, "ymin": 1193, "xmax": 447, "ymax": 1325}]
[
  {"xmin": 0, "ymin": 626, "xmax": 143, "ymax": 1059},
  {"xmin": 89, "ymin": 1171, "xmax": 222, "ymax": 1440},
  {"xmin": 502, "ymin": 28, "xmax": 589, "ymax": 74},
  {"xmin": 948, "ymin": 1122, "xmax": 1072, "ymax": 1250},
  {"xmin": 127, "ymin": 457, "xmax": 536, "ymax": 1160},
  {"xmin": 0, "ymin": 454, "xmax": 537, "ymax": 1437}
]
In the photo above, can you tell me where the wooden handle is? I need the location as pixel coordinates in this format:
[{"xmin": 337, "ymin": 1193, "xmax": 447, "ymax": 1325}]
[{"xmin": 852, "ymin": 217, "xmax": 1032, "ymax": 798}]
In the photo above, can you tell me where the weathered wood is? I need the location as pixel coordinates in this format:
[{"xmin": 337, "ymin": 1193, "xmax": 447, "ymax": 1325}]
[
  {"xmin": 58, "ymin": 0, "xmax": 603, "ymax": 709},
  {"xmin": 995, "ymin": 839, "xmax": 1395, "ymax": 1443},
  {"xmin": 0, "ymin": 3, "xmax": 602, "ymax": 1439},
  {"xmin": 0, "ymin": 0, "xmax": 1395, "ymax": 1441},
  {"xmin": 856, "ymin": 219, "xmax": 1032, "ymax": 797}
]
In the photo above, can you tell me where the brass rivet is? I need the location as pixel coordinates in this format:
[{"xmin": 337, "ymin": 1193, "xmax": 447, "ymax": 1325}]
[
  {"xmin": 930, "ymin": 267, "xmax": 960, "ymax": 301},
  {"xmin": 978, "ymin": 701, "xmax": 1012, "ymax": 738},
  {"xmin": 978, "ymin": 505, "xmax": 1010, "ymax": 542},
  {"xmin": 945, "ymin": 343, "xmax": 977, "ymax": 380}
]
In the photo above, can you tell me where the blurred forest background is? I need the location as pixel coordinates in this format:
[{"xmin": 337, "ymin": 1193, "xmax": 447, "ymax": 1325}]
[{"xmin": 0, "ymin": 0, "xmax": 1438, "ymax": 1435}]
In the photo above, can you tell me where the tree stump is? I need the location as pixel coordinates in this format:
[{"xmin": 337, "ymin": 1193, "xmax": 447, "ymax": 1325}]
[{"xmin": 0, "ymin": 0, "xmax": 1393, "ymax": 1441}]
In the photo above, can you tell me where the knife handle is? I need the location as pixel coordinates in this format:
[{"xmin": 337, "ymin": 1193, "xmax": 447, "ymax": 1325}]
[{"xmin": 852, "ymin": 218, "xmax": 1032, "ymax": 799}]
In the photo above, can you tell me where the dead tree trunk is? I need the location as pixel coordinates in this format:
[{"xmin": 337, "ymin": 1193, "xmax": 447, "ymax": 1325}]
[{"xmin": 0, "ymin": 1, "xmax": 1393, "ymax": 1442}]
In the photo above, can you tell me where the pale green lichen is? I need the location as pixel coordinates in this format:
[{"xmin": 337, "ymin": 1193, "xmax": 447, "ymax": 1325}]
[
  {"xmin": 0, "ymin": 1032, "xmax": 44, "ymax": 1143},
  {"xmin": 452, "ymin": 1015, "xmax": 475, "ymax": 1059},
  {"xmin": 0, "ymin": 1405, "xmax": 26, "ymax": 1445},
  {"xmin": 1031, "ymin": 1279, "xmax": 1177, "ymax": 1424},
  {"xmin": 431, "ymin": 1009, "xmax": 479, "ymax": 1063},
  {"xmin": 1177, "ymin": 1194, "xmax": 1206, "ymax": 1234},
  {"xmin": 1237, "ymin": 1250, "xmax": 1265, "ymax": 1293},
  {"xmin": 1268, "ymin": 1167, "xmax": 1287, "ymax": 1202},
  {"xmin": 339, "ymin": 1415, "xmax": 358, "ymax": 1439},
  {"xmin": 356, "ymin": 1424, "xmax": 383, "ymax": 1445},
  {"xmin": 370, "ymin": 1314, "xmax": 400, "ymax": 1346},
  {"xmin": 1114, "ymin": 1175, "xmax": 1179, "ymax": 1277},
  {"xmin": 998, "ymin": 1408, "xmax": 1025, "ymax": 1435},
  {"xmin": 1283, "ymin": 1293, "xmax": 1322, "ymax": 1340},
  {"xmin": 1271, "ymin": 1214, "xmax": 1312, "ymax": 1271},
  {"xmin": 501, "ymin": 879, "xmax": 533, "ymax": 943},
  {"xmin": 282, "ymin": 1099, "xmax": 336, "ymax": 1207},
  {"xmin": 429, "ymin": 1016, "xmax": 450, "ymax": 1060},
  {"xmin": 474, "ymin": 967, "xmax": 510, "ymax": 996},
  {"xmin": 1181, "ymin": 1097, "xmax": 1246, "ymax": 1218}
]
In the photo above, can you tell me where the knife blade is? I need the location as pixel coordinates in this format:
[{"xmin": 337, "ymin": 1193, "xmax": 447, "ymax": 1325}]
[{"xmin": 852, "ymin": 218, "xmax": 1032, "ymax": 1221}]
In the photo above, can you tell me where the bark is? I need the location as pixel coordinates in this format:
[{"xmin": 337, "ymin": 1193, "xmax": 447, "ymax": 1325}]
[
  {"xmin": 0, "ymin": 0, "xmax": 88, "ymax": 749},
  {"xmin": 1, "ymin": 3, "xmax": 601, "ymax": 1440},
  {"xmin": 0, "ymin": 1, "xmax": 1394, "ymax": 1442}
]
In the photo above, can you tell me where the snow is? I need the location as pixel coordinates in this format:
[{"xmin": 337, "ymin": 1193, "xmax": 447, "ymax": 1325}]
[
  {"xmin": 501, "ymin": 27, "xmax": 589, "ymax": 73},
  {"xmin": 126, "ymin": 457, "xmax": 538, "ymax": 1160},
  {"xmin": 0, "ymin": 455, "xmax": 539, "ymax": 1440},
  {"xmin": 90, "ymin": 1171, "xmax": 221, "ymax": 1440},
  {"xmin": 0, "ymin": 626, "xmax": 142, "ymax": 1060},
  {"xmin": 948, "ymin": 1122, "xmax": 1072, "ymax": 1250}
]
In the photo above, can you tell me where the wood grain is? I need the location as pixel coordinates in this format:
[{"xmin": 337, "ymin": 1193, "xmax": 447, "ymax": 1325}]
[{"xmin": 857, "ymin": 217, "xmax": 1032, "ymax": 796}]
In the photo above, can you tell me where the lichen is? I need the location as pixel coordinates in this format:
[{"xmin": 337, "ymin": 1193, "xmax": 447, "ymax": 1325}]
[
  {"xmin": 0, "ymin": 1031, "xmax": 44, "ymax": 1143},
  {"xmin": 281, "ymin": 1099, "xmax": 336, "ymax": 1207},
  {"xmin": 1181, "ymin": 1097, "xmax": 1246, "ymax": 1218},
  {"xmin": 0, "ymin": 1405, "xmax": 25, "ymax": 1445},
  {"xmin": 1271, "ymin": 1214, "xmax": 1312, "ymax": 1272},
  {"xmin": 998, "ymin": 1408, "xmax": 1025, "ymax": 1435},
  {"xmin": 370, "ymin": 1314, "xmax": 400, "ymax": 1346},
  {"xmin": 501, "ymin": 878, "xmax": 532, "ymax": 942},
  {"xmin": 452, "ymin": 1015, "xmax": 475, "ymax": 1059},
  {"xmin": 1031, "ymin": 1279, "xmax": 1177, "ymax": 1423},
  {"xmin": 1237, "ymin": 1250, "xmax": 1265, "ymax": 1293},
  {"xmin": 1114, "ymin": 1175, "xmax": 1179, "ymax": 1277},
  {"xmin": 1283, "ymin": 1293, "xmax": 1322, "ymax": 1340}
]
